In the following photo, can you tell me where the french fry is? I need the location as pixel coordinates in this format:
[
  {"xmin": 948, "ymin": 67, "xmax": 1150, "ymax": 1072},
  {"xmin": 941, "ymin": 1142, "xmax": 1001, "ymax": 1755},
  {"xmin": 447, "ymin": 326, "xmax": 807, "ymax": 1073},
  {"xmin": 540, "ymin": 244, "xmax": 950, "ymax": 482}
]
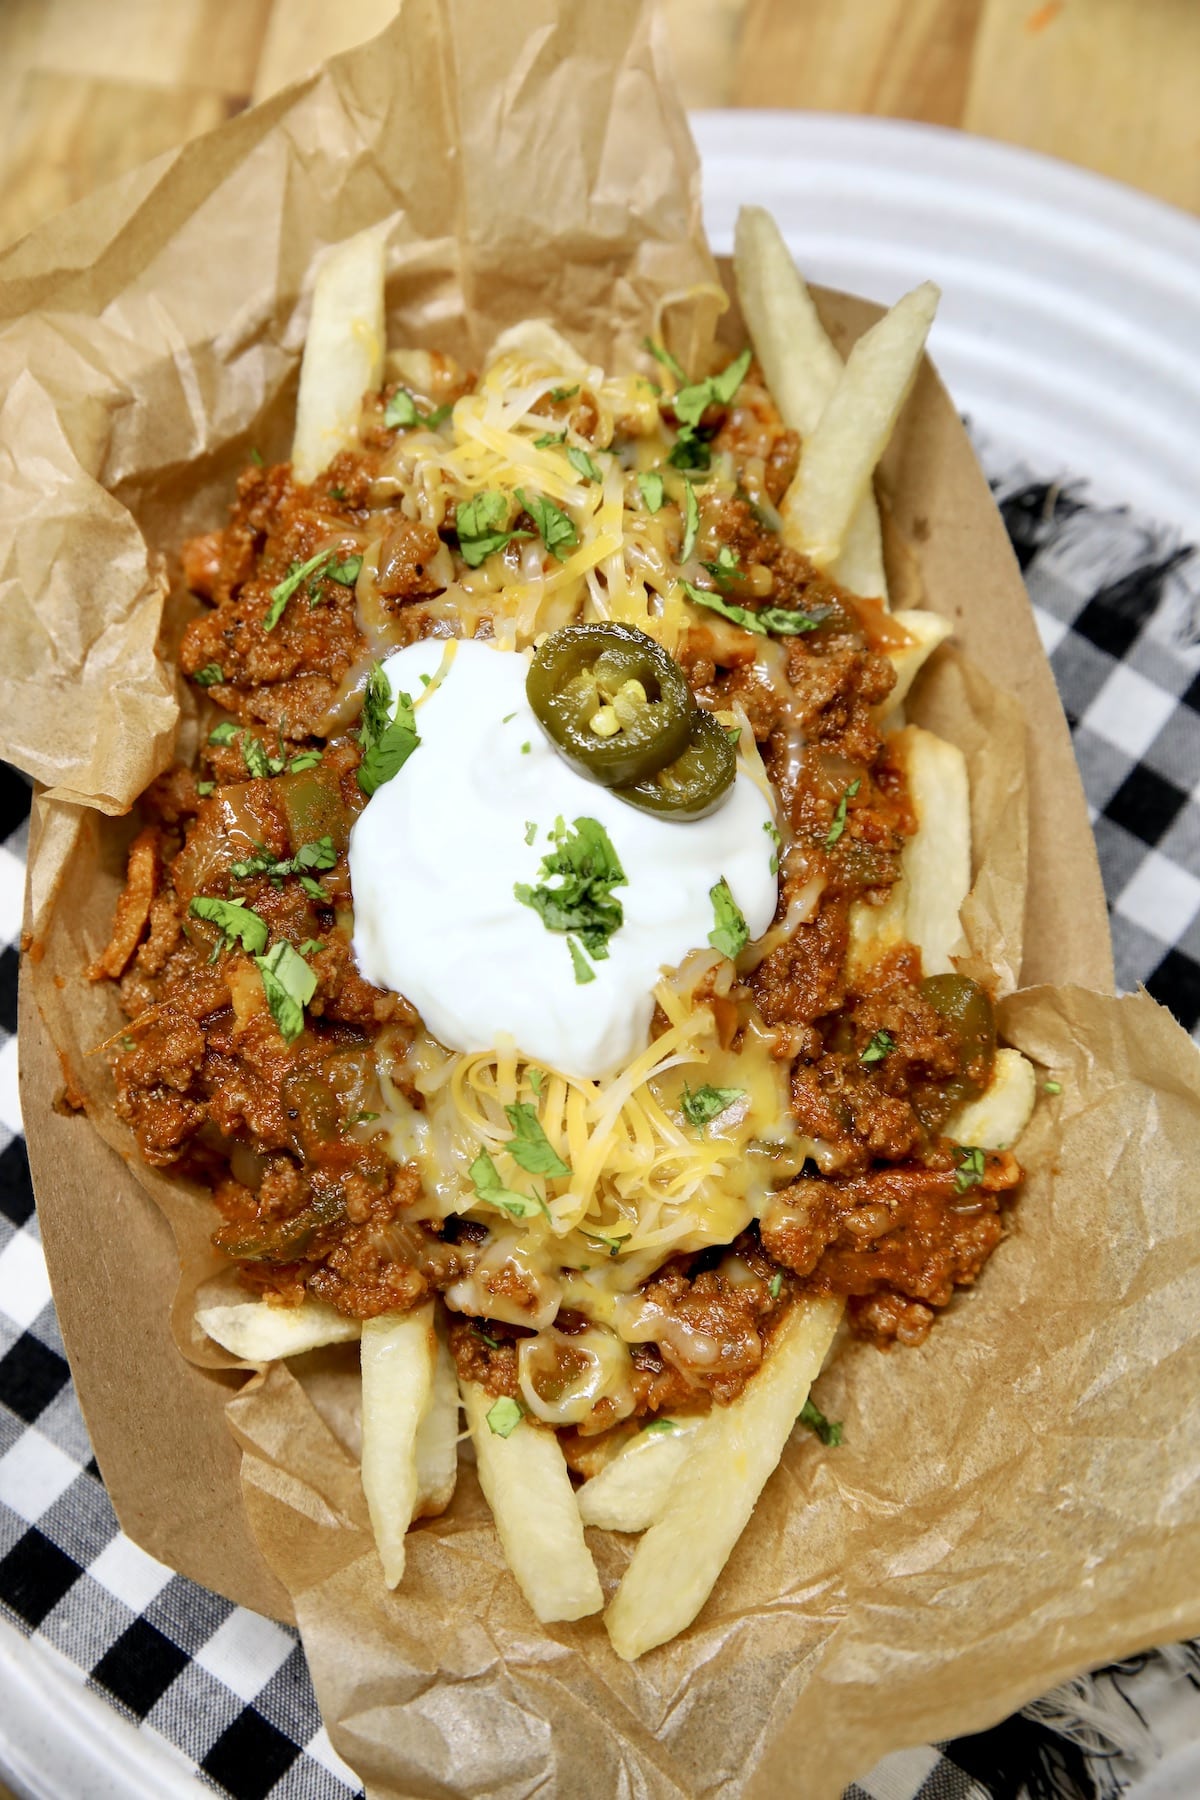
[
  {"xmin": 460, "ymin": 1381, "xmax": 603, "ymax": 1623},
  {"xmin": 413, "ymin": 1327, "xmax": 459, "ymax": 1520},
  {"xmin": 576, "ymin": 1415, "xmax": 706, "ymax": 1533},
  {"xmin": 196, "ymin": 1293, "xmax": 361, "ymax": 1361},
  {"xmin": 780, "ymin": 282, "xmax": 940, "ymax": 569},
  {"xmin": 605, "ymin": 1297, "xmax": 843, "ymax": 1660},
  {"xmin": 733, "ymin": 204, "xmax": 887, "ymax": 603},
  {"xmin": 292, "ymin": 226, "xmax": 387, "ymax": 483},
  {"xmin": 947, "ymin": 1048, "xmax": 1037, "ymax": 1151},
  {"xmin": 898, "ymin": 724, "xmax": 971, "ymax": 975},
  {"xmin": 360, "ymin": 1305, "xmax": 436, "ymax": 1589},
  {"xmin": 879, "ymin": 610, "xmax": 954, "ymax": 721}
]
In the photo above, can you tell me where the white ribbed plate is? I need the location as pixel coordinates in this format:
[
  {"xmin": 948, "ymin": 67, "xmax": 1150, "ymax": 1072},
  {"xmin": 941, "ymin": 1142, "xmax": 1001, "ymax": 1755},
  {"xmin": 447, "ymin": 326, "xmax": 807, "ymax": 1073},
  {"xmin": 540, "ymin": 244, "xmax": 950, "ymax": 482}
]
[{"xmin": 694, "ymin": 112, "xmax": 1200, "ymax": 540}]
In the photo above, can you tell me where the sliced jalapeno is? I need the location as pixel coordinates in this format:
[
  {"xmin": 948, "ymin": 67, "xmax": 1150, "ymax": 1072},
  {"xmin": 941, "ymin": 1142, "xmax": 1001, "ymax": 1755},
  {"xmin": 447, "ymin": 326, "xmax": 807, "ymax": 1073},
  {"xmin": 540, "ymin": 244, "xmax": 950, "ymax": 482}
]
[
  {"xmin": 527, "ymin": 622, "xmax": 694, "ymax": 788},
  {"xmin": 920, "ymin": 973, "xmax": 996, "ymax": 1103},
  {"xmin": 614, "ymin": 706, "xmax": 736, "ymax": 820}
]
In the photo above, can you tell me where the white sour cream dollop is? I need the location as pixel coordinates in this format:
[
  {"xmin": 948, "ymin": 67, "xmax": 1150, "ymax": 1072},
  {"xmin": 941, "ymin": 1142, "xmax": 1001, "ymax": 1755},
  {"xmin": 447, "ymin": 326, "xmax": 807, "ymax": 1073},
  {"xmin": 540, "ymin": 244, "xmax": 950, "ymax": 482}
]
[{"xmin": 349, "ymin": 639, "xmax": 777, "ymax": 1081}]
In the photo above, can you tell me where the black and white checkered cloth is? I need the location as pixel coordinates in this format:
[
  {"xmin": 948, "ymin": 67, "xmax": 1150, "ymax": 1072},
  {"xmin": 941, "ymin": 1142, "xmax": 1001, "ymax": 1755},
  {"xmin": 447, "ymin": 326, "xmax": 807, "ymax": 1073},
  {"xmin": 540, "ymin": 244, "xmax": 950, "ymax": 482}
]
[{"xmin": 1, "ymin": 440, "xmax": 1197, "ymax": 1800}]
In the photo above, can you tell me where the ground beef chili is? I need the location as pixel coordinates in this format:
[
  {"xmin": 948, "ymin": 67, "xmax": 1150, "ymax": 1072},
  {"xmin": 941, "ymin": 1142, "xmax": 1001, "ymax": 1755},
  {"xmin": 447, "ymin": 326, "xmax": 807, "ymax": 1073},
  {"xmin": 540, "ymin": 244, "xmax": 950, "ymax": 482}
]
[{"xmin": 91, "ymin": 352, "xmax": 1021, "ymax": 1442}]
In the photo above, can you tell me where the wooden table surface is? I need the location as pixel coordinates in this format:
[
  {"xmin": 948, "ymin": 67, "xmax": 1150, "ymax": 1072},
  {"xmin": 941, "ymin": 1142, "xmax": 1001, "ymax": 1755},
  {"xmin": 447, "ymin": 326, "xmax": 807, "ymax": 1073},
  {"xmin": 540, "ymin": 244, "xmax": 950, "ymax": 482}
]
[{"xmin": 0, "ymin": 0, "xmax": 1196, "ymax": 255}]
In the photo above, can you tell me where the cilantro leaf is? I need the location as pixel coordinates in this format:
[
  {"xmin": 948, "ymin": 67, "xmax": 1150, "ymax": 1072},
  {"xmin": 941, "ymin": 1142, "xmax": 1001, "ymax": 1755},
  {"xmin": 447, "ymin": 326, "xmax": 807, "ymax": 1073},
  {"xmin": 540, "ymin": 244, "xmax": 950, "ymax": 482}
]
[
  {"xmin": 672, "ymin": 347, "xmax": 752, "ymax": 428},
  {"xmin": 763, "ymin": 819, "xmax": 781, "ymax": 875},
  {"xmin": 230, "ymin": 836, "xmax": 337, "ymax": 886},
  {"xmin": 240, "ymin": 735, "xmax": 270, "ymax": 780},
  {"xmin": 515, "ymin": 816, "xmax": 627, "ymax": 964},
  {"xmin": 287, "ymin": 748, "xmax": 323, "ymax": 773},
  {"xmin": 527, "ymin": 1068, "xmax": 545, "ymax": 1097},
  {"xmin": 769, "ymin": 1271, "xmax": 784, "ymax": 1299},
  {"xmin": 637, "ymin": 471, "xmax": 664, "ymax": 513},
  {"xmin": 469, "ymin": 1149, "xmax": 546, "ymax": 1220},
  {"xmin": 681, "ymin": 580, "xmax": 823, "ymax": 636},
  {"xmin": 708, "ymin": 878, "xmax": 748, "ymax": 959},
  {"xmin": 799, "ymin": 1397, "xmax": 843, "ymax": 1447},
  {"xmin": 326, "ymin": 554, "xmax": 362, "ymax": 587},
  {"xmin": 486, "ymin": 1396, "xmax": 524, "ymax": 1438},
  {"xmin": 825, "ymin": 778, "xmax": 861, "ymax": 849},
  {"xmin": 641, "ymin": 337, "xmax": 686, "ymax": 384},
  {"xmin": 209, "ymin": 720, "xmax": 240, "ymax": 746},
  {"xmin": 701, "ymin": 545, "xmax": 742, "ymax": 585},
  {"xmin": 299, "ymin": 874, "xmax": 328, "ymax": 901},
  {"xmin": 860, "ymin": 1029, "xmax": 895, "ymax": 1065},
  {"xmin": 515, "ymin": 487, "xmax": 578, "ymax": 561},
  {"xmin": 195, "ymin": 780, "xmax": 215, "ymax": 798},
  {"xmin": 954, "ymin": 1145, "xmax": 986, "ymax": 1194},
  {"xmin": 641, "ymin": 1418, "xmax": 679, "ymax": 1435},
  {"xmin": 681, "ymin": 1084, "xmax": 746, "ymax": 1128},
  {"xmin": 667, "ymin": 427, "xmax": 711, "ymax": 471},
  {"xmin": 297, "ymin": 939, "xmax": 324, "ymax": 956},
  {"xmin": 249, "ymin": 447, "xmax": 265, "ymax": 468},
  {"xmin": 254, "ymin": 940, "xmax": 317, "ymax": 1045},
  {"xmin": 503, "ymin": 1102, "xmax": 571, "ymax": 1178},
  {"xmin": 566, "ymin": 445, "xmax": 602, "ymax": 484},
  {"xmin": 456, "ymin": 491, "xmax": 531, "ymax": 567},
  {"xmin": 581, "ymin": 1228, "xmax": 627, "ymax": 1258},
  {"xmin": 534, "ymin": 430, "xmax": 566, "ymax": 449},
  {"xmin": 357, "ymin": 661, "xmax": 420, "ymax": 797},
  {"xmin": 188, "ymin": 896, "xmax": 268, "ymax": 956},
  {"xmin": 680, "ymin": 479, "xmax": 700, "ymax": 565},
  {"xmin": 384, "ymin": 388, "xmax": 421, "ymax": 429},
  {"xmin": 549, "ymin": 384, "xmax": 580, "ymax": 403},
  {"xmin": 568, "ymin": 937, "xmax": 595, "ymax": 984},
  {"xmin": 265, "ymin": 547, "xmax": 334, "ymax": 630},
  {"xmin": 425, "ymin": 402, "xmax": 454, "ymax": 428},
  {"xmin": 194, "ymin": 663, "xmax": 224, "ymax": 687}
]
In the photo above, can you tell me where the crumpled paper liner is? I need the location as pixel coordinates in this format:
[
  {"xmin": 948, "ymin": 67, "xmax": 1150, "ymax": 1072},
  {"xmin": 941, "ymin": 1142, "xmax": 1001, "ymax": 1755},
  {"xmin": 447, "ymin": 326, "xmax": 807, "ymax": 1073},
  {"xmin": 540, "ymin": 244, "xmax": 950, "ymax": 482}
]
[{"xmin": 7, "ymin": 1, "xmax": 1200, "ymax": 1795}]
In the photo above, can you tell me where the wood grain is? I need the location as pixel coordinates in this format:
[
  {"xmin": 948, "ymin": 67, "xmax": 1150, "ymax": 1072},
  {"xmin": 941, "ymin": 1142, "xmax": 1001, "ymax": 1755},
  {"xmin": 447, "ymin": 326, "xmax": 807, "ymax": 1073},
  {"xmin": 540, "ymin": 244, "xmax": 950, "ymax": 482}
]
[{"xmin": 0, "ymin": 0, "xmax": 1195, "ymax": 252}]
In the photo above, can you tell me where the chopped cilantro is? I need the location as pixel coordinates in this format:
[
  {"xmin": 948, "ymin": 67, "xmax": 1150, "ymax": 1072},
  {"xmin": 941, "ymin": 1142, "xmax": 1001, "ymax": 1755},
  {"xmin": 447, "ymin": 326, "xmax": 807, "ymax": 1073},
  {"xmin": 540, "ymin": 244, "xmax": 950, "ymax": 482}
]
[
  {"xmin": 502, "ymin": 711, "xmax": 517, "ymax": 724},
  {"xmin": 208, "ymin": 720, "xmax": 240, "ymax": 746},
  {"xmin": 325, "ymin": 554, "xmax": 362, "ymax": 587},
  {"xmin": 681, "ymin": 1084, "xmax": 746, "ymax": 1128},
  {"xmin": 681, "ymin": 580, "xmax": 823, "ymax": 636},
  {"xmin": 357, "ymin": 661, "xmax": 420, "ymax": 796},
  {"xmin": 195, "ymin": 780, "xmax": 215, "ymax": 798},
  {"xmin": 384, "ymin": 388, "xmax": 421, "ymax": 429},
  {"xmin": 799, "ymin": 1397, "xmax": 843, "ymax": 1447},
  {"xmin": 515, "ymin": 815, "xmax": 627, "ymax": 965},
  {"xmin": 524, "ymin": 820, "xmax": 537, "ymax": 846},
  {"xmin": 349, "ymin": 1110, "xmax": 379, "ymax": 1125},
  {"xmin": 240, "ymin": 735, "xmax": 270, "ymax": 780},
  {"xmin": 641, "ymin": 337, "xmax": 686, "ymax": 384},
  {"xmin": 188, "ymin": 896, "xmax": 268, "ymax": 957},
  {"xmin": 287, "ymin": 748, "xmax": 323, "ymax": 773},
  {"xmin": 954, "ymin": 1145, "xmax": 986, "ymax": 1194},
  {"xmin": 667, "ymin": 427, "xmax": 711, "ymax": 471},
  {"xmin": 708, "ymin": 878, "xmax": 748, "ymax": 959},
  {"xmin": 637, "ymin": 470, "xmax": 664, "ymax": 513},
  {"xmin": 534, "ymin": 430, "xmax": 566, "ymax": 449},
  {"xmin": 471, "ymin": 1321, "xmax": 501, "ymax": 1351},
  {"xmin": 642, "ymin": 1418, "xmax": 679, "ymax": 1435},
  {"xmin": 119, "ymin": 1035, "xmax": 135, "ymax": 1052},
  {"xmin": 549, "ymin": 384, "xmax": 580, "ymax": 403},
  {"xmin": 194, "ymin": 663, "xmax": 224, "ymax": 687},
  {"xmin": 582, "ymin": 1228, "xmax": 627, "ymax": 1258},
  {"xmin": 229, "ymin": 836, "xmax": 336, "ymax": 886},
  {"xmin": 566, "ymin": 445, "xmax": 602, "ymax": 484},
  {"xmin": 763, "ymin": 819, "xmax": 781, "ymax": 874},
  {"xmin": 1043, "ymin": 1079, "xmax": 1062, "ymax": 1095},
  {"xmin": 568, "ymin": 937, "xmax": 596, "ymax": 984},
  {"xmin": 486, "ymin": 1396, "xmax": 524, "ymax": 1438},
  {"xmin": 297, "ymin": 939, "xmax": 324, "ymax": 956},
  {"xmin": 769, "ymin": 1272, "xmax": 784, "ymax": 1299},
  {"xmin": 521, "ymin": 741, "xmax": 532, "ymax": 754},
  {"xmin": 702, "ymin": 544, "xmax": 742, "ymax": 585},
  {"xmin": 515, "ymin": 487, "xmax": 578, "ymax": 561},
  {"xmin": 329, "ymin": 484, "xmax": 346, "ymax": 500},
  {"xmin": 469, "ymin": 1149, "xmax": 546, "ymax": 1221},
  {"xmin": 264, "ymin": 547, "xmax": 335, "ymax": 631},
  {"xmin": 527, "ymin": 1068, "xmax": 544, "ymax": 1097},
  {"xmin": 455, "ymin": 491, "xmax": 531, "ymax": 567},
  {"xmin": 249, "ymin": 447, "xmax": 265, "ymax": 467},
  {"xmin": 680, "ymin": 479, "xmax": 700, "ymax": 565},
  {"xmin": 299, "ymin": 874, "xmax": 327, "ymax": 902},
  {"xmin": 254, "ymin": 940, "xmax": 316, "ymax": 1045},
  {"xmin": 672, "ymin": 347, "xmax": 752, "ymax": 428},
  {"xmin": 860, "ymin": 1029, "xmax": 895, "ymax": 1065},
  {"xmin": 503, "ymin": 1102, "xmax": 571, "ymax": 1178},
  {"xmin": 825, "ymin": 778, "xmax": 861, "ymax": 849},
  {"xmin": 425, "ymin": 402, "xmax": 454, "ymax": 428}
]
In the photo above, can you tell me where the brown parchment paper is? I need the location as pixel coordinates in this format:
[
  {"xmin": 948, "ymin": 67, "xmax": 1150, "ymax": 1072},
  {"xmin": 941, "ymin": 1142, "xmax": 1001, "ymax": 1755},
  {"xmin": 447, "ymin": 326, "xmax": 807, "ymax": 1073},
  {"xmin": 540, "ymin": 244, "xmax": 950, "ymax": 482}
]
[{"xmin": 6, "ymin": 1, "xmax": 1200, "ymax": 1794}]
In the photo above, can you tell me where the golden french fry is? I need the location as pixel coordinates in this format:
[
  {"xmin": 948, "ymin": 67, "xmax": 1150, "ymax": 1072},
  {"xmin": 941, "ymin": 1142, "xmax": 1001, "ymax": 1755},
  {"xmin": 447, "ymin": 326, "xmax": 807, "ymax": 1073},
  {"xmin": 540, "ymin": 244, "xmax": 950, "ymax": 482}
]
[
  {"xmin": 360, "ymin": 1305, "xmax": 436, "ymax": 1590},
  {"xmin": 576, "ymin": 1415, "xmax": 706, "ymax": 1533},
  {"xmin": 948, "ymin": 1048, "xmax": 1037, "ymax": 1150},
  {"xmin": 733, "ymin": 204, "xmax": 888, "ymax": 603},
  {"xmin": 899, "ymin": 723, "xmax": 971, "ymax": 975},
  {"xmin": 292, "ymin": 226, "xmax": 387, "ymax": 483},
  {"xmin": 605, "ymin": 1296, "xmax": 843, "ymax": 1661},
  {"xmin": 879, "ymin": 610, "xmax": 954, "ymax": 721},
  {"xmin": 460, "ymin": 1381, "xmax": 603, "ymax": 1623},
  {"xmin": 413, "ymin": 1326, "xmax": 459, "ymax": 1520},
  {"xmin": 780, "ymin": 282, "xmax": 940, "ymax": 568},
  {"xmin": 196, "ymin": 1292, "xmax": 361, "ymax": 1361}
]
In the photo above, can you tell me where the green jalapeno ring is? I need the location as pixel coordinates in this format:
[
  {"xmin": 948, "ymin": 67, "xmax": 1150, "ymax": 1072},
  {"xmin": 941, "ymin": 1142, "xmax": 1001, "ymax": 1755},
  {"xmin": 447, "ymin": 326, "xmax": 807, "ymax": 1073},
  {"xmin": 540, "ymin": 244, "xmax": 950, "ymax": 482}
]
[
  {"xmin": 613, "ymin": 705, "xmax": 736, "ymax": 820},
  {"xmin": 527, "ymin": 621, "xmax": 694, "ymax": 789}
]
